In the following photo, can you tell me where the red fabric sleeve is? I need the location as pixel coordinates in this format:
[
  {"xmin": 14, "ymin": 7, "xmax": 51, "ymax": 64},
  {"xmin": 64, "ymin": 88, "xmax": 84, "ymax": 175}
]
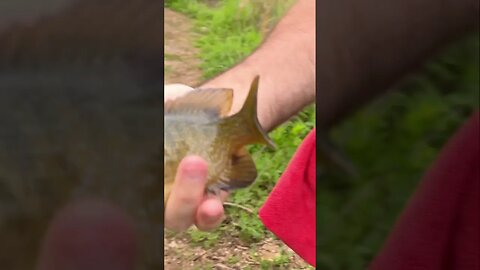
[
  {"xmin": 258, "ymin": 128, "xmax": 317, "ymax": 267},
  {"xmin": 370, "ymin": 111, "xmax": 479, "ymax": 270}
]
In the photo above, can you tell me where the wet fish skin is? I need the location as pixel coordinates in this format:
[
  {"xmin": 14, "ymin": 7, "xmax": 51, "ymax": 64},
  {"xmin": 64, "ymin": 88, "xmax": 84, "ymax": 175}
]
[{"xmin": 164, "ymin": 76, "xmax": 275, "ymax": 204}]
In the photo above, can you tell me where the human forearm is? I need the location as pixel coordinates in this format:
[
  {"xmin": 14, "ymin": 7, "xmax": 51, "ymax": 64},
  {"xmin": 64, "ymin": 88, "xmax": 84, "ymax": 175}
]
[
  {"xmin": 200, "ymin": 0, "xmax": 316, "ymax": 132},
  {"xmin": 317, "ymin": 0, "xmax": 479, "ymax": 128},
  {"xmin": 200, "ymin": 0, "xmax": 478, "ymax": 131}
]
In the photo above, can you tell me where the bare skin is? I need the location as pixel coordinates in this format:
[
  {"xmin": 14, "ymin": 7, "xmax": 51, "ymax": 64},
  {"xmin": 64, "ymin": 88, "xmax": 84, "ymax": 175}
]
[{"xmin": 200, "ymin": 0, "xmax": 316, "ymax": 132}]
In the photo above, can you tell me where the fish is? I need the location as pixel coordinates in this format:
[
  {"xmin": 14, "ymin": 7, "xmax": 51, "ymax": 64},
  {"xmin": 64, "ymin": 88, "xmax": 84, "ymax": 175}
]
[
  {"xmin": 0, "ymin": 0, "xmax": 165, "ymax": 269},
  {"xmin": 164, "ymin": 76, "xmax": 276, "ymax": 204}
]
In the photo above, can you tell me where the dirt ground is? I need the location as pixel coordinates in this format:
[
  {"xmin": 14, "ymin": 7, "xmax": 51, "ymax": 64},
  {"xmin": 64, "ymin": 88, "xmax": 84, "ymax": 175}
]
[
  {"xmin": 164, "ymin": 9, "xmax": 203, "ymax": 85},
  {"xmin": 163, "ymin": 8, "xmax": 314, "ymax": 270}
]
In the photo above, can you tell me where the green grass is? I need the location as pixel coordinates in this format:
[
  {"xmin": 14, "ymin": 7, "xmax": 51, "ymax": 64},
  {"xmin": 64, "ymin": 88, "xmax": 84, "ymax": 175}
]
[
  {"xmin": 166, "ymin": 0, "xmax": 295, "ymax": 78},
  {"xmin": 165, "ymin": 0, "xmax": 479, "ymax": 269}
]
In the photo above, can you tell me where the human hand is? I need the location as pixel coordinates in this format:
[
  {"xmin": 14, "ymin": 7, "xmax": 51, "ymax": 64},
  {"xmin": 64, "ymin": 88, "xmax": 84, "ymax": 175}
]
[
  {"xmin": 164, "ymin": 84, "xmax": 229, "ymax": 232},
  {"xmin": 35, "ymin": 85, "xmax": 227, "ymax": 269}
]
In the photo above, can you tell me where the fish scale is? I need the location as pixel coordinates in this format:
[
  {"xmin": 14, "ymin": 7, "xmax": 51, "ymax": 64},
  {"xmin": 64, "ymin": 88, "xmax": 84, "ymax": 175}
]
[
  {"xmin": 163, "ymin": 76, "xmax": 276, "ymax": 203},
  {"xmin": 164, "ymin": 113, "xmax": 230, "ymax": 191}
]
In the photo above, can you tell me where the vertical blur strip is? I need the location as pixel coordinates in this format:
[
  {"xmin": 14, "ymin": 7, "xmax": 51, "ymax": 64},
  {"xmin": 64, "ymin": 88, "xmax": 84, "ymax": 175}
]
[
  {"xmin": 0, "ymin": 1, "xmax": 164, "ymax": 269},
  {"xmin": 316, "ymin": 1, "xmax": 479, "ymax": 270}
]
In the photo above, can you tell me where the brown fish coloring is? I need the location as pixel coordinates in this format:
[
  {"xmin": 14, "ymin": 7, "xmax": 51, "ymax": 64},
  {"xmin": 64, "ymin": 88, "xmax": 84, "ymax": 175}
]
[{"xmin": 164, "ymin": 76, "xmax": 275, "ymax": 204}]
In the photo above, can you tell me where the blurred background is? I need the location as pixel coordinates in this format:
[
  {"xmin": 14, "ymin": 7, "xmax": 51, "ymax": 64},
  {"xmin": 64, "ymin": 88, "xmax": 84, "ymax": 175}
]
[
  {"xmin": 164, "ymin": 0, "xmax": 479, "ymax": 269},
  {"xmin": 318, "ymin": 34, "xmax": 478, "ymax": 269}
]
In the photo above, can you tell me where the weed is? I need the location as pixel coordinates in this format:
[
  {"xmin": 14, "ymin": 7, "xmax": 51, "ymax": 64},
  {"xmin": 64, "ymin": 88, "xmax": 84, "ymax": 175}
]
[
  {"xmin": 187, "ymin": 228, "xmax": 220, "ymax": 248},
  {"xmin": 227, "ymin": 255, "xmax": 241, "ymax": 265},
  {"xmin": 166, "ymin": 0, "xmax": 295, "ymax": 78}
]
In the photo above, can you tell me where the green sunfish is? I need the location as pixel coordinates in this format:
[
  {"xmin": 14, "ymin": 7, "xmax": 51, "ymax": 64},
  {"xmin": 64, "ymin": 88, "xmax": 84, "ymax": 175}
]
[{"xmin": 164, "ymin": 76, "xmax": 275, "ymax": 204}]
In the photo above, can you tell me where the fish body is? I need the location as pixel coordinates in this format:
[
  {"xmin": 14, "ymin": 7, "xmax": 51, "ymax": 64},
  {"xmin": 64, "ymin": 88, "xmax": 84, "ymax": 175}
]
[{"xmin": 164, "ymin": 76, "xmax": 275, "ymax": 203}]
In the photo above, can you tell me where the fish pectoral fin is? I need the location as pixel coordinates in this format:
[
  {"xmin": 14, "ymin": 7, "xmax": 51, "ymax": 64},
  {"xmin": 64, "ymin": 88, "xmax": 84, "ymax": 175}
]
[
  {"xmin": 164, "ymin": 88, "xmax": 234, "ymax": 118},
  {"xmin": 212, "ymin": 149, "xmax": 258, "ymax": 192}
]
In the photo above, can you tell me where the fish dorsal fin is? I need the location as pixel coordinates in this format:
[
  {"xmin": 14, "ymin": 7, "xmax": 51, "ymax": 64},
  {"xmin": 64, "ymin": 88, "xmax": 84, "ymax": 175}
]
[
  {"xmin": 223, "ymin": 75, "xmax": 276, "ymax": 149},
  {"xmin": 164, "ymin": 88, "xmax": 234, "ymax": 118}
]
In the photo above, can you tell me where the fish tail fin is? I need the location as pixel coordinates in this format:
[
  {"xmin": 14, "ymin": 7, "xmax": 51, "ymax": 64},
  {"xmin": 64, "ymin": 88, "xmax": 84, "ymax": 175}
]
[{"xmin": 224, "ymin": 75, "xmax": 275, "ymax": 149}]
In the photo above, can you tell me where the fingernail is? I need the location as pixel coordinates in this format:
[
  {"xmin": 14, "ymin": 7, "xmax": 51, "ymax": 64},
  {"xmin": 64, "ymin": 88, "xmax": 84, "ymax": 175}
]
[
  {"xmin": 184, "ymin": 167, "xmax": 205, "ymax": 180},
  {"xmin": 180, "ymin": 156, "xmax": 208, "ymax": 181}
]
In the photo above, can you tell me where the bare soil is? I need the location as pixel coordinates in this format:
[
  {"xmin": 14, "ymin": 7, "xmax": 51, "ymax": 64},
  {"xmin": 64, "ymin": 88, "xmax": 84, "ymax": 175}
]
[
  {"xmin": 163, "ymin": 8, "xmax": 313, "ymax": 270},
  {"xmin": 164, "ymin": 8, "xmax": 203, "ymax": 86}
]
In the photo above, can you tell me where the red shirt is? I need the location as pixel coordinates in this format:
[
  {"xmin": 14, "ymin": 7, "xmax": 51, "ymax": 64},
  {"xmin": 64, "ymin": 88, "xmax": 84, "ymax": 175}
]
[
  {"xmin": 259, "ymin": 111, "xmax": 479, "ymax": 268},
  {"xmin": 259, "ymin": 128, "xmax": 317, "ymax": 266}
]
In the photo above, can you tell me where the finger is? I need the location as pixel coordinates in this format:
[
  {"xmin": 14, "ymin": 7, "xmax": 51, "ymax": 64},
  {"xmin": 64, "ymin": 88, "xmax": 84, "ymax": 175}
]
[
  {"xmin": 164, "ymin": 84, "xmax": 194, "ymax": 102},
  {"xmin": 195, "ymin": 195, "xmax": 225, "ymax": 231},
  {"xmin": 36, "ymin": 199, "xmax": 137, "ymax": 270},
  {"xmin": 164, "ymin": 156, "xmax": 208, "ymax": 232}
]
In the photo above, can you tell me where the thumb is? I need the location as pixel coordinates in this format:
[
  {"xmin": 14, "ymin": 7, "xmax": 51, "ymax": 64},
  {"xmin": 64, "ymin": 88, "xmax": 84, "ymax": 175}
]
[
  {"xmin": 36, "ymin": 199, "xmax": 137, "ymax": 270},
  {"xmin": 164, "ymin": 84, "xmax": 195, "ymax": 102}
]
